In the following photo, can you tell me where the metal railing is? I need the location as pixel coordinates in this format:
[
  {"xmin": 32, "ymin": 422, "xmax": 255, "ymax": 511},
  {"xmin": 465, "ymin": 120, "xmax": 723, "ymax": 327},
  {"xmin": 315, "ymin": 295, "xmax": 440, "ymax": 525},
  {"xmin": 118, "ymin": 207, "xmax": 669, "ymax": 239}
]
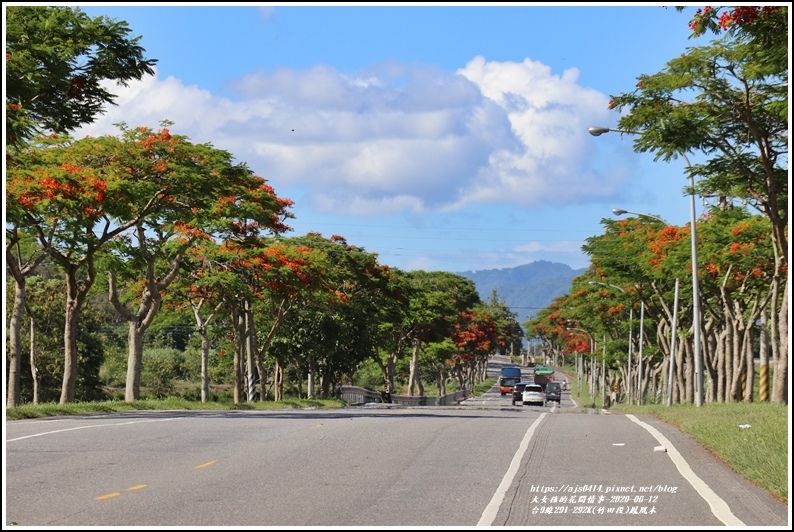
[{"xmin": 335, "ymin": 386, "xmax": 468, "ymax": 406}]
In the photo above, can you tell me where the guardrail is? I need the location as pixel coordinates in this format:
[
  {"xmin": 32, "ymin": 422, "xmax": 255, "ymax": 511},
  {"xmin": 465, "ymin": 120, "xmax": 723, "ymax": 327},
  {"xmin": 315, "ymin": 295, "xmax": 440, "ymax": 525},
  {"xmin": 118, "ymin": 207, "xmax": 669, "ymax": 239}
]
[{"xmin": 335, "ymin": 386, "xmax": 468, "ymax": 406}]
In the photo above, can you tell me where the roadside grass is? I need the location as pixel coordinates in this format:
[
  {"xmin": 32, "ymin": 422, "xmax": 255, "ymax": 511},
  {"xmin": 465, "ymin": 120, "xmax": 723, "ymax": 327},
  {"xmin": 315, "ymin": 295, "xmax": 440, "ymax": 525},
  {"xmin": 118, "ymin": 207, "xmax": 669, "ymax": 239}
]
[
  {"xmin": 563, "ymin": 371, "xmax": 788, "ymax": 504},
  {"xmin": 5, "ymin": 396, "xmax": 346, "ymax": 420},
  {"xmin": 471, "ymin": 377, "xmax": 497, "ymax": 396},
  {"xmin": 610, "ymin": 401, "xmax": 789, "ymax": 504}
]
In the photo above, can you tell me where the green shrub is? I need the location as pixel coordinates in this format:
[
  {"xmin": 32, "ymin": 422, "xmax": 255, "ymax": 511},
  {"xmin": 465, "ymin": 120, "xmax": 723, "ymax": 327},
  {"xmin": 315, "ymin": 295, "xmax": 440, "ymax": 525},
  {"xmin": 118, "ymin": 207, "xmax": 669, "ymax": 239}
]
[
  {"xmin": 141, "ymin": 348, "xmax": 183, "ymax": 398},
  {"xmin": 353, "ymin": 359, "xmax": 385, "ymax": 388},
  {"xmin": 98, "ymin": 345, "xmax": 128, "ymax": 387}
]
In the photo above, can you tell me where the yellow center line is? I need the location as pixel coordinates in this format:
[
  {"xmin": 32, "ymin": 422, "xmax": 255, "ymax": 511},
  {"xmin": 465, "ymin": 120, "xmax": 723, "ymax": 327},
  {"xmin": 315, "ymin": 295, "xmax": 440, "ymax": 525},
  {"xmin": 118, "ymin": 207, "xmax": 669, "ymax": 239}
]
[
  {"xmin": 95, "ymin": 492, "xmax": 121, "ymax": 500},
  {"xmin": 195, "ymin": 460, "xmax": 217, "ymax": 469},
  {"xmin": 125, "ymin": 484, "xmax": 147, "ymax": 491}
]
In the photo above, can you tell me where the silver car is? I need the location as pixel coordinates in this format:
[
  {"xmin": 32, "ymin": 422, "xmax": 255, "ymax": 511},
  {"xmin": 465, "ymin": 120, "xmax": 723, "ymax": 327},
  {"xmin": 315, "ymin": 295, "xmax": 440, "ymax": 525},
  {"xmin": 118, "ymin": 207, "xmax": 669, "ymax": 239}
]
[{"xmin": 522, "ymin": 384, "xmax": 546, "ymax": 406}]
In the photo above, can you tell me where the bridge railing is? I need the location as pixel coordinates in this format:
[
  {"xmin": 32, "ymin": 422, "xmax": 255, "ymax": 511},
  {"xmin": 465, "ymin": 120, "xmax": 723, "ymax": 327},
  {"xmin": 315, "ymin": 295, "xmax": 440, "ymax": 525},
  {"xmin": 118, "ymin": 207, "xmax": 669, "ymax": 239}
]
[{"xmin": 335, "ymin": 386, "xmax": 468, "ymax": 406}]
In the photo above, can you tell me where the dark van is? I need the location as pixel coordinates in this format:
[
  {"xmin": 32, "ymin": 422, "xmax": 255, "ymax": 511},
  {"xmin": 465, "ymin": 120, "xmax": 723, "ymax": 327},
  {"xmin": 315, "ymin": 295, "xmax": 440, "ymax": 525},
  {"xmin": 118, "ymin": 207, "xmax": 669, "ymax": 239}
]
[
  {"xmin": 545, "ymin": 381, "xmax": 562, "ymax": 403},
  {"xmin": 511, "ymin": 382, "xmax": 528, "ymax": 406}
]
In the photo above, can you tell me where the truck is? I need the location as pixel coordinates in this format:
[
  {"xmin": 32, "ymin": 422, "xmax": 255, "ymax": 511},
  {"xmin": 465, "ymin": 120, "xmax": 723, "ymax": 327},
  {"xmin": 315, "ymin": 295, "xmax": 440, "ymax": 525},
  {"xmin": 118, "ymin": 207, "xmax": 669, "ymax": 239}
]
[{"xmin": 531, "ymin": 365, "xmax": 555, "ymax": 390}]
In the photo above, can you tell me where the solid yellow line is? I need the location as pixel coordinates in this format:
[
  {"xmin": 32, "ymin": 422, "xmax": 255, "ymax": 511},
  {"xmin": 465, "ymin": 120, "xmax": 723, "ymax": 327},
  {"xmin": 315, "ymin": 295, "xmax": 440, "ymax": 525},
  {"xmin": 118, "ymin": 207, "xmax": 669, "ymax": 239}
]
[{"xmin": 195, "ymin": 460, "xmax": 217, "ymax": 469}]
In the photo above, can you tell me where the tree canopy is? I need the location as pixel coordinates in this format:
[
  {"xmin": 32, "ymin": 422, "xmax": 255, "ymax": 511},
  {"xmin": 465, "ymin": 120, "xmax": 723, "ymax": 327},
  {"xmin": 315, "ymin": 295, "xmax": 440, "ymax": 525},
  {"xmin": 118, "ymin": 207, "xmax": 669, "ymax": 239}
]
[{"xmin": 5, "ymin": 6, "xmax": 157, "ymax": 149}]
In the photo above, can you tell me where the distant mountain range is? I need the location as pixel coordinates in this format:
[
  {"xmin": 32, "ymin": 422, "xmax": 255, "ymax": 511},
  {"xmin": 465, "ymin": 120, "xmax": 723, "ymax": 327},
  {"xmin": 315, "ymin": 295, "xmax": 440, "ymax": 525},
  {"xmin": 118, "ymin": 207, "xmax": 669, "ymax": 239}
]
[{"xmin": 456, "ymin": 260, "xmax": 588, "ymax": 322}]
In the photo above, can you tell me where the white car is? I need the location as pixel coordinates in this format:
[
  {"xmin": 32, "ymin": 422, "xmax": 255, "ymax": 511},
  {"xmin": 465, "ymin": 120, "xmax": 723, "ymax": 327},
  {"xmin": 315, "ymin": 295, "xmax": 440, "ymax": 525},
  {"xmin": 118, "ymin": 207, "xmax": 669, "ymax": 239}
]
[{"xmin": 522, "ymin": 384, "xmax": 546, "ymax": 406}]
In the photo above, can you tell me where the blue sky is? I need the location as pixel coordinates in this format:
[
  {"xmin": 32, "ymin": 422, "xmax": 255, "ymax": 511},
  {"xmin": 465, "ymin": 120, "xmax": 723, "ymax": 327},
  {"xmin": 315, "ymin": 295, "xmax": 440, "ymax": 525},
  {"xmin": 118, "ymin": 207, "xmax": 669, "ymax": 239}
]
[{"xmin": 55, "ymin": 3, "xmax": 717, "ymax": 273}]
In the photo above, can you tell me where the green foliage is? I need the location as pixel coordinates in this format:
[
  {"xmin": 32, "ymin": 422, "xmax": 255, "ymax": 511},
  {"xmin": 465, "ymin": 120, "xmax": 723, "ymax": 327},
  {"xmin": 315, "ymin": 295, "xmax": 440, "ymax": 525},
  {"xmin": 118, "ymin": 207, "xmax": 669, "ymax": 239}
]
[
  {"xmin": 608, "ymin": 9, "xmax": 788, "ymax": 267},
  {"xmin": 7, "ymin": 275, "xmax": 109, "ymax": 404},
  {"xmin": 483, "ymin": 289, "xmax": 524, "ymax": 356},
  {"xmin": 5, "ymin": 6, "xmax": 157, "ymax": 149},
  {"xmin": 146, "ymin": 323, "xmax": 196, "ymax": 352},
  {"xmin": 471, "ymin": 377, "xmax": 497, "ymax": 396},
  {"xmin": 140, "ymin": 347, "xmax": 184, "ymax": 398},
  {"xmin": 353, "ymin": 359, "xmax": 386, "ymax": 389},
  {"xmin": 98, "ymin": 343, "xmax": 127, "ymax": 387},
  {"xmin": 215, "ymin": 389, "xmax": 235, "ymax": 403},
  {"xmin": 179, "ymin": 384, "xmax": 217, "ymax": 402},
  {"xmin": 6, "ymin": 120, "xmax": 296, "ymax": 403},
  {"xmin": 75, "ymin": 322, "xmax": 109, "ymax": 402},
  {"xmin": 177, "ymin": 346, "xmax": 203, "ymax": 383}
]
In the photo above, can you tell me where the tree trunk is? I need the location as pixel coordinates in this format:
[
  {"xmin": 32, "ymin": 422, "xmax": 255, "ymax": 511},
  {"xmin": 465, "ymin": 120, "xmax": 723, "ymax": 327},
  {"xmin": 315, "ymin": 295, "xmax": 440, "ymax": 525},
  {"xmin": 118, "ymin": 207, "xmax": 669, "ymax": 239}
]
[
  {"xmin": 673, "ymin": 335, "xmax": 685, "ymax": 404},
  {"xmin": 743, "ymin": 331, "xmax": 755, "ymax": 403},
  {"xmin": 61, "ymin": 264, "xmax": 93, "ymax": 404},
  {"xmin": 683, "ymin": 340, "xmax": 694, "ymax": 404},
  {"xmin": 715, "ymin": 330, "xmax": 726, "ymax": 403},
  {"xmin": 108, "ymin": 270, "xmax": 163, "ymax": 402},
  {"xmin": 256, "ymin": 353, "xmax": 268, "ymax": 402},
  {"xmin": 6, "ymin": 234, "xmax": 46, "ymax": 408},
  {"xmin": 190, "ymin": 299, "xmax": 223, "ymax": 403},
  {"xmin": 771, "ymin": 277, "xmax": 788, "ymax": 404},
  {"xmin": 124, "ymin": 325, "xmax": 145, "ymax": 402},
  {"xmin": 702, "ymin": 320, "xmax": 718, "ymax": 403},
  {"xmin": 408, "ymin": 338, "xmax": 421, "ymax": 396},
  {"xmin": 274, "ymin": 360, "xmax": 284, "ymax": 402},
  {"xmin": 728, "ymin": 314, "xmax": 742, "ymax": 402},
  {"xmin": 245, "ymin": 303, "xmax": 258, "ymax": 402},
  {"xmin": 6, "ymin": 278, "xmax": 25, "ymax": 409},
  {"xmin": 383, "ymin": 353, "xmax": 397, "ymax": 394},
  {"xmin": 200, "ymin": 327, "xmax": 211, "ymax": 403},
  {"xmin": 231, "ymin": 306, "xmax": 245, "ymax": 404},
  {"xmin": 307, "ymin": 358, "xmax": 316, "ymax": 399},
  {"xmin": 30, "ymin": 317, "xmax": 40, "ymax": 405}
]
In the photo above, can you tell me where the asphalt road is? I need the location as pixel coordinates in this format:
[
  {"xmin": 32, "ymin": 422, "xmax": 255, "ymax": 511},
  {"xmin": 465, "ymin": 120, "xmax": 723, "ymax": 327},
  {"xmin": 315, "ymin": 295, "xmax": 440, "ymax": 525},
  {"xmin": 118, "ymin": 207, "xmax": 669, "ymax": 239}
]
[{"xmin": 4, "ymin": 365, "xmax": 789, "ymax": 528}]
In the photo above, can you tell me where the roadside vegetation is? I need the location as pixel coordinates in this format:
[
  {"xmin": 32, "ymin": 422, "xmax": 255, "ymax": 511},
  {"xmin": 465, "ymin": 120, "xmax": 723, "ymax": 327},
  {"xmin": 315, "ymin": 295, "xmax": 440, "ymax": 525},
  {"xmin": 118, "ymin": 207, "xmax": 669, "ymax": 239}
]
[{"xmin": 5, "ymin": 397, "xmax": 346, "ymax": 420}]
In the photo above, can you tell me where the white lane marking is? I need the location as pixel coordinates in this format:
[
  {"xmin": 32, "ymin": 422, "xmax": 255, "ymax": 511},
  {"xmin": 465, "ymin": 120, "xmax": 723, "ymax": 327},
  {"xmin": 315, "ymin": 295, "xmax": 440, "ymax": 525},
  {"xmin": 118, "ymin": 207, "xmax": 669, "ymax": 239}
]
[
  {"xmin": 6, "ymin": 417, "xmax": 183, "ymax": 442},
  {"xmin": 627, "ymin": 414, "xmax": 745, "ymax": 526},
  {"xmin": 478, "ymin": 413, "xmax": 547, "ymax": 526}
]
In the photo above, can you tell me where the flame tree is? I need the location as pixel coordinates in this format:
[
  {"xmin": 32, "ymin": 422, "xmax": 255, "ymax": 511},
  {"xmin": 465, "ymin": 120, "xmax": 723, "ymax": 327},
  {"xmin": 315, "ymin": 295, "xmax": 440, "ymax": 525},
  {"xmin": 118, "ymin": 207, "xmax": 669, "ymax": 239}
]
[{"xmin": 6, "ymin": 126, "xmax": 293, "ymax": 403}]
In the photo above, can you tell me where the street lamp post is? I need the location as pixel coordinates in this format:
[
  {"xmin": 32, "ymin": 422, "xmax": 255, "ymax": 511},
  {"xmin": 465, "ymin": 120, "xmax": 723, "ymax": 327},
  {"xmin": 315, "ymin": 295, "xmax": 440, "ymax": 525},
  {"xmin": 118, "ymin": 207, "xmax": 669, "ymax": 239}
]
[
  {"xmin": 590, "ymin": 126, "xmax": 704, "ymax": 407},
  {"xmin": 612, "ymin": 208, "xmax": 669, "ymax": 225},
  {"xmin": 637, "ymin": 300, "xmax": 644, "ymax": 405},
  {"xmin": 602, "ymin": 333, "xmax": 606, "ymax": 407}
]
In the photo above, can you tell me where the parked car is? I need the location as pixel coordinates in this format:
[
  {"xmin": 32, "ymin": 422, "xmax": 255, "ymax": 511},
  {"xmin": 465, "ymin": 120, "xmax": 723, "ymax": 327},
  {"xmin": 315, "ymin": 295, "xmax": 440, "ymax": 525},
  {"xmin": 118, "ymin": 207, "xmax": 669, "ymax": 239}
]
[
  {"xmin": 522, "ymin": 383, "xmax": 546, "ymax": 406},
  {"xmin": 511, "ymin": 382, "xmax": 528, "ymax": 406},
  {"xmin": 544, "ymin": 382, "xmax": 562, "ymax": 403}
]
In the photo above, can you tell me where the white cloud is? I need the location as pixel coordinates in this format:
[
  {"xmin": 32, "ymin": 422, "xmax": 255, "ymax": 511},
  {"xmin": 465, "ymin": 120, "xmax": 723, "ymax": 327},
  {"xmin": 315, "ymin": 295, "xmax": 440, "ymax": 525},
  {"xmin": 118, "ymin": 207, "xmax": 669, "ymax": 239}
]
[
  {"xmin": 257, "ymin": 6, "xmax": 276, "ymax": 21},
  {"xmin": 514, "ymin": 240, "xmax": 584, "ymax": 254},
  {"xmin": 75, "ymin": 56, "xmax": 626, "ymax": 217}
]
